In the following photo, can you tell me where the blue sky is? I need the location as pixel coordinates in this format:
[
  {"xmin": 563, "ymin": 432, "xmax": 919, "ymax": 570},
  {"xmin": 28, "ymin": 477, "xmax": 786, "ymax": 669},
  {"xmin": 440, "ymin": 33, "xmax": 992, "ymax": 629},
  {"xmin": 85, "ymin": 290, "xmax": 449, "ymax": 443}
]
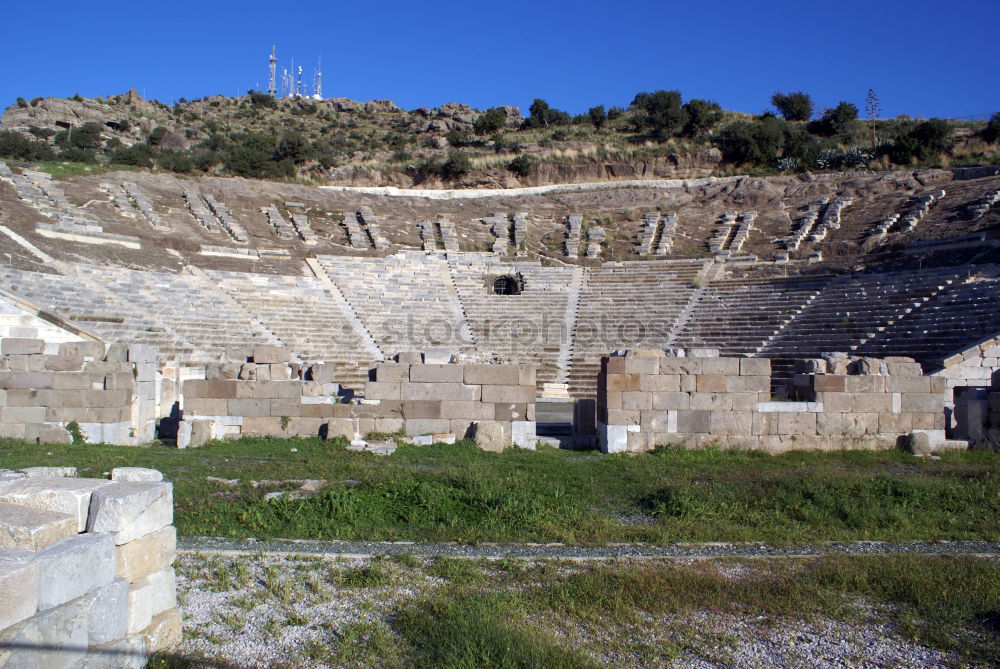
[{"xmin": 4, "ymin": 0, "xmax": 998, "ymax": 120}]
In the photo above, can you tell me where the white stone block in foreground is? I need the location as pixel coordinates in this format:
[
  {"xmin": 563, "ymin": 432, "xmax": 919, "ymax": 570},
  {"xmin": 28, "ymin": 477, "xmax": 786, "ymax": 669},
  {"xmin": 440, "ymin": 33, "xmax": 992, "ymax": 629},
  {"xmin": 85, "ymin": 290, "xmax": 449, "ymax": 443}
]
[
  {"xmin": 0, "ymin": 477, "xmax": 112, "ymax": 533},
  {"xmin": 127, "ymin": 568, "xmax": 177, "ymax": 634},
  {"xmin": 35, "ymin": 533, "xmax": 116, "ymax": 610},
  {"xmin": 0, "ymin": 501, "xmax": 76, "ymax": 551},
  {"xmin": 87, "ymin": 482, "xmax": 172, "ymax": 545},
  {"xmin": 110, "ymin": 468, "xmax": 164, "ymax": 483},
  {"xmin": 0, "ymin": 557, "xmax": 39, "ymax": 630}
]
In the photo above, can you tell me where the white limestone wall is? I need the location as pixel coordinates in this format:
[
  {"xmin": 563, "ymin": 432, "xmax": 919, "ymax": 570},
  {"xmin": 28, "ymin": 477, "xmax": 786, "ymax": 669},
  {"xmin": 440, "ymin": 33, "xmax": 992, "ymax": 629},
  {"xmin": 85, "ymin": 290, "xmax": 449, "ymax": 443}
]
[
  {"xmin": 0, "ymin": 293, "xmax": 87, "ymax": 351},
  {"xmin": 0, "ymin": 467, "xmax": 178, "ymax": 667},
  {"xmin": 932, "ymin": 333, "xmax": 1000, "ymax": 440}
]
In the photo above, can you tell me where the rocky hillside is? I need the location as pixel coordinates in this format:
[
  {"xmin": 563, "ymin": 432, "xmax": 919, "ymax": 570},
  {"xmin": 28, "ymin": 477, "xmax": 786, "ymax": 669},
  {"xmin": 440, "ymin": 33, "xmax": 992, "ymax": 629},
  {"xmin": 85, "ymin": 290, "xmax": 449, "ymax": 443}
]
[{"xmin": 1, "ymin": 90, "xmax": 997, "ymax": 189}]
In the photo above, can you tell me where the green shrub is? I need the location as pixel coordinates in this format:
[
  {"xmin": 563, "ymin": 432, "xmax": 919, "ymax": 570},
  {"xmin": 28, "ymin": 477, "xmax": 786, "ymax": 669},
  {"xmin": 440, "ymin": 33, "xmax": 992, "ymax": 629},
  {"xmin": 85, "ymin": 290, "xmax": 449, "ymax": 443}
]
[
  {"xmin": 631, "ymin": 90, "xmax": 688, "ymax": 139},
  {"xmin": 982, "ymin": 112, "xmax": 1000, "ymax": 144},
  {"xmin": 440, "ymin": 151, "xmax": 471, "ymax": 180},
  {"xmin": 682, "ymin": 99, "xmax": 722, "ymax": 136},
  {"xmin": 473, "ymin": 108, "xmax": 506, "ymax": 136},
  {"xmin": 507, "ymin": 154, "xmax": 533, "ymax": 177},
  {"xmin": 809, "ymin": 101, "xmax": 858, "ymax": 136},
  {"xmin": 771, "ymin": 91, "xmax": 813, "ymax": 121},
  {"xmin": 110, "ymin": 143, "xmax": 155, "ymax": 167}
]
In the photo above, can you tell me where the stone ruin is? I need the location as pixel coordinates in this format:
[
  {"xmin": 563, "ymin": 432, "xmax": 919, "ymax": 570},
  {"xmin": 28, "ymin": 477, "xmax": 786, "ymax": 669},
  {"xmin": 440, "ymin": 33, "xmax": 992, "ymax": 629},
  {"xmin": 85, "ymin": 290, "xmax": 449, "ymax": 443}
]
[{"xmin": 0, "ymin": 467, "xmax": 178, "ymax": 667}]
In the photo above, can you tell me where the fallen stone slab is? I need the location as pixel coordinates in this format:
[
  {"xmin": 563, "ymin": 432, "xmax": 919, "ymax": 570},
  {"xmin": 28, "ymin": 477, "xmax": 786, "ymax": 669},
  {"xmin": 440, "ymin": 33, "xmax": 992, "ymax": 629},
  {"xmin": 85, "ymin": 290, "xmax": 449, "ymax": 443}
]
[
  {"xmin": 0, "ymin": 558, "xmax": 39, "ymax": 630},
  {"xmin": 0, "ymin": 501, "xmax": 76, "ymax": 551},
  {"xmin": 116, "ymin": 525, "xmax": 176, "ymax": 583},
  {"xmin": 127, "ymin": 568, "xmax": 176, "ymax": 634},
  {"xmin": 20, "ymin": 466, "xmax": 77, "ymax": 478},
  {"xmin": 35, "ymin": 533, "xmax": 116, "ymax": 610},
  {"xmin": 87, "ymin": 482, "xmax": 173, "ymax": 545},
  {"xmin": 0, "ymin": 477, "xmax": 111, "ymax": 532},
  {"xmin": 110, "ymin": 468, "xmax": 164, "ymax": 483},
  {"xmin": 81, "ymin": 578, "xmax": 129, "ymax": 646},
  {"xmin": 0, "ymin": 595, "xmax": 88, "ymax": 669}
]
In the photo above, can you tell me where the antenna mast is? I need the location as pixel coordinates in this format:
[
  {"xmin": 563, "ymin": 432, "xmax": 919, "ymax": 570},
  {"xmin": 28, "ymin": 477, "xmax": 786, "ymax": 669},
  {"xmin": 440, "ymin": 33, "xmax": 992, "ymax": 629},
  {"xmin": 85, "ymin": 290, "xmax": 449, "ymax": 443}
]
[
  {"xmin": 268, "ymin": 46, "xmax": 277, "ymax": 97},
  {"xmin": 313, "ymin": 57, "xmax": 323, "ymax": 100},
  {"xmin": 296, "ymin": 65, "xmax": 303, "ymax": 98}
]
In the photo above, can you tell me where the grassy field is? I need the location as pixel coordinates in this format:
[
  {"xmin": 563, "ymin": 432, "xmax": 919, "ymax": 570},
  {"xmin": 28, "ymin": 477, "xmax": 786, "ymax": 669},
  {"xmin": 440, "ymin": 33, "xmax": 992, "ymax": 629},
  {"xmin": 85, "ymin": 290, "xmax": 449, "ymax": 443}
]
[
  {"xmin": 156, "ymin": 552, "xmax": 1000, "ymax": 668},
  {"xmin": 1, "ymin": 436, "xmax": 997, "ymax": 544}
]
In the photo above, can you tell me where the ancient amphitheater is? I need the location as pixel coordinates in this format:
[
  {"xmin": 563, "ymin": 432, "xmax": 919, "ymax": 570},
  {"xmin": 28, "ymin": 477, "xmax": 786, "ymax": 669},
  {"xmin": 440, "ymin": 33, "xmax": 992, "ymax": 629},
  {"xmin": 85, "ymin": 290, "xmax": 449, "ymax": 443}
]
[{"xmin": 1, "ymin": 160, "xmax": 998, "ymax": 453}]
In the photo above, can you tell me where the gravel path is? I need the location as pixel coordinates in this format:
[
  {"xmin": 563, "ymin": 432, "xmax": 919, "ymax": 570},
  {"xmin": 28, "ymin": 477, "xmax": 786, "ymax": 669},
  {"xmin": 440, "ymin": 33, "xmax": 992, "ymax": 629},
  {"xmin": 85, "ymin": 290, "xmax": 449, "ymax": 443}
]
[{"xmin": 179, "ymin": 536, "xmax": 1000, "ymax": 560}]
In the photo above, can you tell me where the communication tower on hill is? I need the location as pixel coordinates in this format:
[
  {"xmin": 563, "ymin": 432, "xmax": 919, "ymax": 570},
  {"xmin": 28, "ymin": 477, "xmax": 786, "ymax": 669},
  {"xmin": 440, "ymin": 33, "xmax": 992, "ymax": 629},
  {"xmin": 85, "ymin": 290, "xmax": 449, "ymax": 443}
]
[
  {"xmin": 268, "ymin": 46, "xmax": 277, "ymax": 97},
  {"xmin": 312, "ymin": 58, "xmax": 323, "ymax": 101}
]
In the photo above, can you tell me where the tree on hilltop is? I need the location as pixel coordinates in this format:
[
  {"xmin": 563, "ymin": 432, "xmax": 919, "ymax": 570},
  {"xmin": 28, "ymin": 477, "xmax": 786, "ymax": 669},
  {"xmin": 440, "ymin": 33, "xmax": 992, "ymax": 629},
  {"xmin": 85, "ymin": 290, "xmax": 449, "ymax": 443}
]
[
  {"xmin": 809, "ymin": 102, "xmax": 858, "ymax": 136},
  {"xmin": 474, "ymin": 108, "xmax": 507, "ymax": 136},
  {"xmin": 771, "ymin": 91, "xmax": 813, "ymax": 121},
  {"xmin": 631, "ymin": 90, "xmax": 689, "ymax": 139}
]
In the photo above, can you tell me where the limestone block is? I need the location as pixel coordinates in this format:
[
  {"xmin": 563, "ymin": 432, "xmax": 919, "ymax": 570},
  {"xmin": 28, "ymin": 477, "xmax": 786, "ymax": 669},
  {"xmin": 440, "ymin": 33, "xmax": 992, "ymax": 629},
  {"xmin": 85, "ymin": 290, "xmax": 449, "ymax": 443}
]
[
  {"xmin": 474, "ymin": 421, "xmax": 507, "ymax": 452},
  {"xmin": 652, "ymin": 392, "xmax": 689, "ymax": 411},
  {"xmin": 851, "ymin": 393, "xmax": 892, "ymax": 414},
  {"xmin": 0, "ymin": 405, "xmax": 46, "ymax": 423},
  {"xmin": 845, "ymin": 375, "xmax": 884, "ymax": 393},
  {"xmin": 709, "ymin": 411, "xmax": 753, "ymax": 435},
  {"xmin": 227, "ymin": 398, "xmax": 270, "ymax": 416},
  {"xmin": 912, "ymin": 412, "xmax": 945, "ymax": 430},
  {"xmin": 441, "ymin": 400, "xmax": 493, "ymax": 420},
  {"xmin": 777, "ymin": 412, "xmax": 817, "ymax": 435},
  {"xmin": 623, "ymin": 356, "xmax": 660, "ymax": 375},
  {"xmin": 641, "ymin": 410, "xmax": 672, "ymax": 433},
  {"xmin": 449, "ymin": 420, "xmax": 475, "ymax": 439},
  {"xmin": 404, "ymin": 418, "xmax": 451, "ymax": 436},
  {"xmin": 182, "ymin": 397, "xmax": 227, "ymax": 416},
  {"xmin": 884, "ymin": 376, "xmax": 931, "ymax": 393},
  {"xmin": 252, "ymin": 345, "xmax": 289, "ymax": 364},
  {"xmin": 0, "ymin": 501, "xmax": 76, "ymax": 551},
  {"xmin": 878, "ymin": 413, "xmax": 912, "ymax": 434},
  {"xmin": 843, "ymin": 412, "xmax": 879, "ymax": 435},
  {"xmin": 659, "ymin": 357, "xmax": 703, "ymax": 375},
  {"xmin": 373, "ymin": 363, "xmax": 406, "ymax": 383},
  {"xmin": 43, "ymin": 355, "xmax": 84, "ymax": 372},
  {"xmin": 115, "ymin": 525, "xmax": 176, "ymax": 584},
  {"xmin": 58, "ymin": 341, "xmax": 106, "ymax": 360},
  {"xmin": 908, "ymin": 429, "xmax": 946, "ymax": 456},
  {"xmin": 627, "ymin": 430, "xmax": 652, "ymax": 453},
  {"xmin": 494, "ymin": 403, "xmax": 527, "ymax": 421},
  {"xmin": 401, "ymin": 381, "xmax": 478, "ymax": 403},
  {"xmin": 400, "ymin": 400, "xmax": 442, "ymax": 419},
  {"xmin": 639, "ymin": 374, "xmax": 680, "ymax": 392},
  {"xmin": 410, "ymin": 364, "xmax": 464, "ymax": 383},
  {"xmin": 886, "ymin": 362, "xmax": 923, "ymax": 377},
  {"xmin": 816, "ymin": 412, "xmax": 844, "ymax": 436},
  {"xmin": 240, "ymin": 417, "xmax": 283, "ymax": 435},
  {"xmin": 740, "ymin": 358, "xmax": 771, "ymax": 377},
  {"xmin": 606, "ymin": 409, "xmax": 640, "ymax": 425},
  {"xmin": 26, "ymin": 426, "xmax": 73, "ymax": 445},
  {"xmin": 726, "ymin": 375, "xmax": 770, "ymax": 393},
  {"xmin": 20, "ymin": 467, "xmax": 77, "ymax": 479},
  {"xmin": 126, "ymin": 568, "xmax": 176, "ymax": 634},
  {"xmin": 373, "ymin": 417, "xmax": 405, "ymax": 434},
  {"xmin": 480, "ymin": 384, "xmax": 534, "ymax": 404},
  {"xmin": 183, "ymin": 380, "xmax": 237, "ymax": 399},
  {"xmin": 74, "ymin": 636, "xmax": 146, "ymax": 669},
  {"xmin": 605, "ymin": 357, "xmax": 626, "ymax": 374},
  {"xmin": 606, "ymin": 374, "xmax": 640, "ymax": 392},
  {"xmin": 818, "ymin": 392, "xmax": 852, "ymax": 413},
  {"xmin": 366, "ymin": 382, "xmax": 401, "ymax": 400},
  {"xmin": 0, "ymin": 477, "xmax": 111, "ymax": 532},
  {"xmin": 753, "ymin": 412, "xmax": 778, "ymax": 436},
  {"xmin": 0, "ymin": 558, "xmax": 39, "ymax": 630},
  {"xmin": 676, "ymin": 410, "xmax": 710, "ymax": 433},
  {"xmin": 511, "ymin": 421, "xmax": 536, "ymax": 449},
  {"xmin": 813, "ymin": 375, "xmax": 846, "ymax": 392},
  {"xmin": 689, "ymin": 391, "xmax": 733, "ymax": 411},
  {"xmin": 141, "ymin": 607, "xmax": 182, "ymax": 653},
  {"xmin": 625, "ymin": 349, "xmax": 666, "ymax": 358},
  {"xmin": 5, "ymin": 354, "xmax": 44, "ymax": 372},
  {"xmin": 308, "ymin": 363, "xmax": 338, "ymax": 384},
  {"xmin": 87, "ymin": 482, "xmax": 173, "ymax": 545},
  {"xmin": 519, "ymin": 366, "xmax": 536, "ymax": 387},
  {"xmin": 1, "ymin": 338, "xmax": 45, "ymax": 355},
  {"xmin": 696, "ymin": 375, "xmax": 727, "ymax": 392},
  {"xmin": 395, "ymin": 351, "xmax": 423, "ymax": 364},
  {"xmin": 269, "ymin": 364, "xmax": 291, "ymax": 381},
  {"xmin": 621, "ymin": 391, "xmax": 651, "ymax": 411},
  {"xmin": 701, "ymin": 357, "xmax": 740, "ymax": 376},
  {"xmin": 35, "ymin": 533, "xmax": 115, "ymax": 610},
  {"xmin": 423, "ymin": 348, "xmax": 453, "ymax": 364},
  {"xmin": 604, "ymin": 391, "xmax": 622, "ymax": 410},
  {"xmin": 0, "ymin": 596, "xmax": 87, "ymax": 669},
  {"xmin": 463, "ymin": 364, "xmax": 519, "ymax": 386},
  {"xmin": 901, "ymin": 393, "xmax": 942, "ymax": 413},
  {"xmin": 82, "ymin": 577, "xmax": 128, "ymax": 645},
  {"xmin": 324, "ymin": 418, "xmax": 357, "ymax": 439}
]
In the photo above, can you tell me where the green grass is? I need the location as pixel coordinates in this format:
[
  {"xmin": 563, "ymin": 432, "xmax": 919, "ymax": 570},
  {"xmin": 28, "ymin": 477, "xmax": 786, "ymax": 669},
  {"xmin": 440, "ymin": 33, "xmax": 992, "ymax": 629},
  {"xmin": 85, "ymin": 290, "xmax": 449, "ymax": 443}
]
[
  {"xmin": 1, "ymin": 436, "xmax": 997, "ymax": 544},
  {"xmin": 30, "ymin": 161, "xmax": 140, "ymax": 179}
]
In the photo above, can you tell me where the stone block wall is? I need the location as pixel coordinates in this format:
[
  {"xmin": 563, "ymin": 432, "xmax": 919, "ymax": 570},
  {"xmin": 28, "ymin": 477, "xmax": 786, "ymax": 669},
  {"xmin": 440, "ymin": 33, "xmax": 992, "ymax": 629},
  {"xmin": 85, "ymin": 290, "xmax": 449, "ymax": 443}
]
[
  {"xmin": 178, "ymin": 347, "xmax": 537, "ymax": 449},
  {"xmin": 598, "ymin": 349, "xmax": 947, "ymax": 454},
  {"xmin": 931, "ymin": 334, "xmax": 1000, "ymax": 440},
  {"xmin": 0, "ymin": 338, "xmax": 157, "ymax": 445},
  {"xmin": 0, "ymin": 467, "xmax": 178, "ymax": 667}
]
